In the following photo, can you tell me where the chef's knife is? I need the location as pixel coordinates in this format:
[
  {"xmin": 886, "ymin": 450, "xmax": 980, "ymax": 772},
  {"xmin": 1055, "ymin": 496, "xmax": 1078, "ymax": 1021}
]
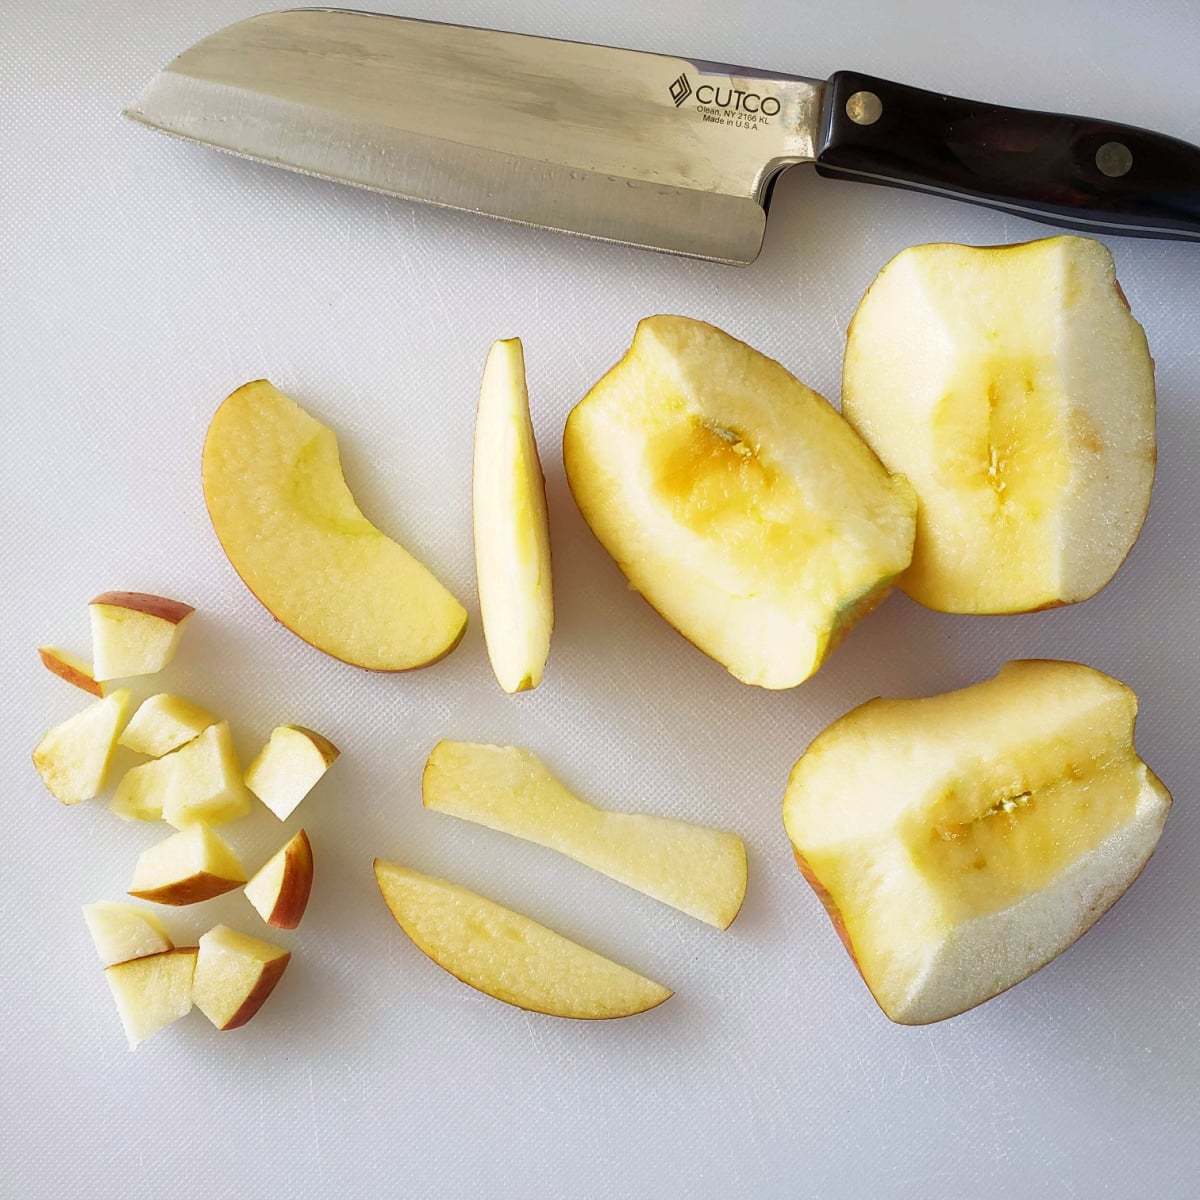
[{"xmin": 124, "ymin": 8, "xmax": 1200, "ymax": 264}]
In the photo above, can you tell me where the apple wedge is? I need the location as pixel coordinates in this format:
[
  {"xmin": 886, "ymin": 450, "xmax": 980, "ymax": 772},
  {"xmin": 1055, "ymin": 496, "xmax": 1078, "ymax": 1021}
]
[
  {"xmin": 89, "ymin": 591, "xmax": 194, "ymax": 680},
  {"xmin": 564, "ymin": 316, "xmax": 916, "ymax": 689},
  {"xmin": 38, "ymin": 646, "xmax": 104, "ymax": 697},
  {"xmin": 192, "ymin": 925, "xmax": 291, "ymax": 1030},
  {"xmin": 244, "ymin": 726, "xmax": 338, "ymax": 821},
  {"xmin": 119, "ymin": 693, "xmax": 217, "ymax": 757},
  {"xmin": 244, "ymin": 830, "xmax": 314, "ymax": 929},
  {"xmin": 374, "ymin": 861, "xmax": 672, "ymax": 1019},
  {"xmin": 128, "ymin": 822, "xmax": 247, "ymax": 905},
  {"xmin": 423, "ymin": 741, "xmax": 747, "ymax": 929},
  {"xmin": 105, "ymin": 947, "xmax": 197, "ymax": 1049},
  {"xmin": 841, "ymin": 236, "xmax": 1156, "ymax": 613},
  {"xmin": 110, "ymin": 755, "xmax": 173, "ymax": 822},
  {"xmin": 202, "ymin": 380, "xmax": 467, "ymax": 670},
  {"xmin": 83, "ymin": 902, "xmax": 174, "ymax": 966},
  {"xmin": 32, "ymin": 688, "xmax": 131, "ymax": 805},
  {"xmin": 473, "ymin": 338, "xmax": 554, "ymax": 693},
  {"xmin": 161, "ymin": 721, "xmax": 252, "ymax": 828},
  {"xmin": 782, "ymin": 660, "xmax": 1172, "ymax": 1025}
]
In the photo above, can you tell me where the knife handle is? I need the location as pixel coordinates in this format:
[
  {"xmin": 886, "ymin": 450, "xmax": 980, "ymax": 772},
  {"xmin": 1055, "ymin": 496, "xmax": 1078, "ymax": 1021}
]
[{"xmin": 815, "ymin": 70, "xmax": 1200, "ymax": 241}]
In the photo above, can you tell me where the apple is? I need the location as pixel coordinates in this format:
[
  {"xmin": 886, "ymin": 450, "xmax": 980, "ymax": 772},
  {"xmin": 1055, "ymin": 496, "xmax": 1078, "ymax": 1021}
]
[
  {"xmin": 782, "ymin": 660, "xmax": 1172, "ymax": 1025},
  {"xmin": 161, "ymin": 720, "xmax": 252, "ymax": 828},
  {"xmin": 128, "ymin": 821, "xmax": 247, "ymax": 905},
  {"xmin": 202, "ymin": 380, "xmax": 467, "ymax": 670},
  {"xmin": 110, "ymin": 755, "xmax": 173, "ymax": 821},
  {"xmin": 119, "ymin": 693, "xmax": 217, "ymax": 757},
  {"xmin": 191, "ymin": 925, "xmax": 291, "ymax": 1030},
  {"xmin": 32, "ymin": 688, "xmax": 131, "ymax": 805},
  {"xmin": 104, "ymin": 947, "xmax": 197, "ymax": 1049},
  {"xmin": 563, "ymin": 316, "xmax": 916, "ymax": 689},
  {"xmin": 841, "ymin": 236, "xmax": 1156, "ymax": 613},
  {"xmin": 89, "ymin": 591, "xmax": 194, "ymax": 680},
  {"xmin": 83, "ymin": 901, "xmax": 173, "ymax": 966},
  {"xmin": 473, "ymin": 338, "xmax": 554, "ymax": 693},
  {"xmin": 244, "ymin": 725, "xmax": 338, "ymax": 821},
  {"xmin": 244, "ymin": 830, "xmax": 314, "ymax": 929},
  {"xmin": 38, "ymin": 646, "xmax": 104, "ymax": 697},
  {"xmin": 374, "ymin": 860, "xmax": 672, "ymax": 1019},
  {"xmin": 423, "ymin": 741, "xmax": 746, "ymax": 929}
]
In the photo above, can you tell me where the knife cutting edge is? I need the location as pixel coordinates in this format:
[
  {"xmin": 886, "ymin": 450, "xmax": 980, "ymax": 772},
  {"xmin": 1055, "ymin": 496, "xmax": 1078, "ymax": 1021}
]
[{"xmin": 123, "ymin": 8, "xmax": 1200, "ymax": 263}]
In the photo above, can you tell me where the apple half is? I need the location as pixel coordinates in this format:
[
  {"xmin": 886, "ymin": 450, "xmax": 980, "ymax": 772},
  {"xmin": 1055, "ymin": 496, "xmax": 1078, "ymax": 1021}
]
[
  {"xmin": 192, "ymin": 925, "xmax": 291, "ymax": 1031},
  {"xmin": 423, "ymin": 741, "xmax": 746, "ymax": 929},
  {"xmin": 782, "ymin": 660, "xmax": 1171, "ymax": 1024},
  {"xmin": 374, "ymin": 861, "xmax": 672, "ymax": 1019},
  {"xmin": 244, "ymin": 830, "xmax": 314, "ymax": 929},
  {"xmin": 32, "ymin": 688, "xmax": 131, "ymax": 805},
  {"xmin": 842, "ymin": 236, "xmax": 1156, "ymax": 613},
  {"xmin": 89, "ymin": 592, "xmax": 194, "ymax": 680},
  {"xmin": 202, "ymin": 380, "xmax": 467, "ymax": 670},
  {"xmin": 564, "ymin": 316, "xmax": 916, "ymax": 688},
  {"xmin": 473, "ymin": 338, "xmax": 554, "ymax": 693}
]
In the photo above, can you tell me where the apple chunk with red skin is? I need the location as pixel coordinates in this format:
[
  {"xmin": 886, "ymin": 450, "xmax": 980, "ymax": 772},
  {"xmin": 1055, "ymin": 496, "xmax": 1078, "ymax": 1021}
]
[
  {"xmin": 89, "ymin": 592, "xmax": 194, "ymax": 681},
  {"xmin": 128, "ymin": 822, "xmax": 247, "ymax": 905},
  {"xmin": 244, "ymin": 830, "xmax": 314, "ymax": 929},
  {"xmin": 38, "ymin": 646, "xmax": 105, "ymax": 697},
  {"xmin": 244, "ymin": 725, "xmax": 338, "ymax": 821},
  {"xmin": 192, "ymin": 925, "xmax": 291, "ymax": 1030},
  {"xmin": 782, "ymin": 660, "xmax": 1171, "ymax": 1025}
]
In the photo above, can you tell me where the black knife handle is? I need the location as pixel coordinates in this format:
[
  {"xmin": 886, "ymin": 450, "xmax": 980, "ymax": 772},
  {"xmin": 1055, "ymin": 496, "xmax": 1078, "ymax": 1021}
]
[{"xmin": 815, "ymin": 70, "xmax": 1200, "ymax": 241}]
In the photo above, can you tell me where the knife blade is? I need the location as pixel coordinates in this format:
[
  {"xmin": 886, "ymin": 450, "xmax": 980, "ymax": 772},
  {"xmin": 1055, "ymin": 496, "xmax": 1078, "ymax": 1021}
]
[{"xmin": 124, "ymin": 9, "xmax": 1200, "ymax": 263}]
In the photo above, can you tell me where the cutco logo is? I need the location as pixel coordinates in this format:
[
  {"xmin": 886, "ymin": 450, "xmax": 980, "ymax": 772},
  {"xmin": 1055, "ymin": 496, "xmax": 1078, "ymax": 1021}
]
[
  {"xmin": 669, "ymin": 73, "xmax": 692, "ymax": 107},
  {"xmin": 667, "ymin": 74, "xmax": 782, "ymax": 126}
]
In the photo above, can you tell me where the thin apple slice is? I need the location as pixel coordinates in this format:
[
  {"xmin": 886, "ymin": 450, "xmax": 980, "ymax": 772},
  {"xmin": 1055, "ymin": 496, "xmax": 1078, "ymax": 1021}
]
[
  {"xmin": 38, "ymin": 646, "xmax": 105, "ymax": 697},
  {"xmin": 128, "ymin": 822, "xmax": 247, "ymax": 905},
  {"xmin": 89, "ymin": 591, "xmax": 194, "ymax": 681},
  {"xmin": 192, "ymin": 925, "xmax": 291, "ymax": 1030},
  {"xmin": 32, "ymin": 688, "xmax": 131, "ymax": 805},
  {"xmin": 783, "ymin": 660, "xmax": 1172, "ymax": 1024},
  {"xmin": 161, "ymin": 721, "xmax": 252, "ymax": 828},
  {"xmin": 564, "ymin": 316, "xmax": 916, "ymax": 689},
  {"xmin": 110, "ymin": 756, "xmax": 174, "ymax": 821},
  {"xmin": 423, "ymin": 741, "xmax": 747, "ymax": 929},
  {"xmin": 105, "ymin": 947, "xmax": 197, "ymax": 1048},
  {"xmin": 244, "ymin": 726, "xmax": 338, "ymax": 821},
  {"xmin": 119, "ymin": 693, "xmax": 217, "ymax": 757},
  {"xmin": 244, "ymin": 830, "xmax": 314, "ymax": 929},
  {"xmin": 202, "ymin": 380, "xmax": 467, "ymax": 670},
  {"xmin": 473, "ymin": 337, "xmax": 554, "ymax": 693},
  {"xmin": 83, "ymin": 902, "xmax": 174, "ymax": 966},
  {"xmin": 374, "ymin": 861, "xmax": 672, "ymax": 1019}
]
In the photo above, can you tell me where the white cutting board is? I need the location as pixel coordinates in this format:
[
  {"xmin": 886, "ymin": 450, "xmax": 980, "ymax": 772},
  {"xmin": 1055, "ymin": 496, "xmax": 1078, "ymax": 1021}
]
[{"xmin": 3, "ymin": 2, "xmax": 1198, "ymax": 1197}]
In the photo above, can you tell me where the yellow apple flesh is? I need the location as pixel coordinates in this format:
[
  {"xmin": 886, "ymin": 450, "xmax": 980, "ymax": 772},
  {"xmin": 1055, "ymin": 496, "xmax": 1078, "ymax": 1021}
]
[
  {"xmin": 192, "ymin": 925, "xmax": 291, "ymax": 1030},
  {"xmin": 38, "ymin": 646, "xmax": 104, "ymax": 697},
  {"xmin": 32, "ymin": 688, "xmax": 131, "ymax": 805},
  {"xmin": 244, "ymin": 725, "xmax": 338, "ymax": 821},
  {"xmin": 244, "ymin": 830, "xmax": 314, "ymax": 929},
  {"xmin": 128, "ymin": 822, "xmax": 247, "ymax": 905},
  {"xmin": 83, "ymin": 902, "xmax": 174, "ymax": 966},
  {"xmin": 202, "ymin": 380, "xmax": 467, "ymax": 670},
  {"xmin": 110, "ymin": 755, "xmax": 173, "ymax": 821},
  {"xmin": 160, "ymin": 721, "xmax": 252, "ymax": 828},
  {"xmin": 105, "ymin": 947, "xmax": 197, "ymax": 1049},
  {"xmin": 119, "ymin": 693, "xmax": 217, "ymax": 757},
  {"xmin": 89, "ymin": 592, "xmax": 194, "ymax": 680}
]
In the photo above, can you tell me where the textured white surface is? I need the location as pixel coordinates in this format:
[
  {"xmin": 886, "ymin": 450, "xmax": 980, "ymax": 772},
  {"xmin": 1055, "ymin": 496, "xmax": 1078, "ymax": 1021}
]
[{"xmin": 2, "ymin": 2, "xmax": 1199, "ymax": 1197}]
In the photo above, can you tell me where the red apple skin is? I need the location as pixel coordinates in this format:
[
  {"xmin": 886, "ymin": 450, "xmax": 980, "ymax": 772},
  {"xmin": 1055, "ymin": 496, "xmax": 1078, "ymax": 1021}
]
[
  {"xmin": 90, "ymin": 592, "xmax": 195, "ymax": 624},
  {"xmin": 129, "ymin": 872, "xmax": 242, "ymax": 906},
  {"xmin": 264, "ymin": 830, "xmax": 314, "ymax": 930},
  {"xmin": 215, "ymin": 954, "xmax": 292, "ymax": 1030},
  {"xmin": 37, "ymin": 647, "xmax": 103, "ymax": 697}
]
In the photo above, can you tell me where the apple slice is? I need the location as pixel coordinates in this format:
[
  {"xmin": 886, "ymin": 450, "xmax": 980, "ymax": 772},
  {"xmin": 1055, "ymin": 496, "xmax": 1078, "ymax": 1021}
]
[
  {"xmin": 161, "ymin": 721, "xmax": 252, "ymax": 828},
  {"xmin": 423, "ymin": 741, "xmax": 747, "ymax": 929},
  {"xmin": 128, "ymin": 822, "xmax": 247, "ymax": 905},
  {"xmin": 841, "ymin": 236, "xmax": 1156, "ymax": 613},
  {"xmin": 374, "ymin": 861, "xmax": 672, "ymax": 1019},
  {"xmin": 192, "ymin": 925, "xmax": 291, "ymax": 1030},
  {"xmin": 202, "ymin": 380, "xmax": 467, "ymax": 670},
  {"xmin": 119, "ymin": 693, "xmax": 217, "ymax": 757},
  {"xmin": 244, "ymin": 830, "xmax": 314, "ymax": 929},
  {"xmin": 782, "ymin": 660, "xmax": 1172, "ymax": 1025},
  {"xmin": 244, "ymin": 726, "xmax": 338, "ymax": 821},
  {"xmin": 105, "ymin": 947, "xmax": 197, "ymax": 1048},
  {"xmin": 38, "ymin": 646, "xmax": 104, "ymax": 697},
  {"xmin": 473, "ymin": 338, "xmax": 554, "ymax": 693},
  {"xmin": 110, "ymin": 756, "xmax": 173, "ymax": 821},
  {"xmin": 32, "ymin": 688, "xmax": 131, "ymax": 805},
  {"xmin": 564, "ymin": 316, "xmax": 916, "ymax": 689},
  {"xmin": 89, "ymin": 591, "xmax": 194, "ymax": 680},
  {"xmin": 83, "ymin": 902, "xmax": 174, "ymax": 966}
]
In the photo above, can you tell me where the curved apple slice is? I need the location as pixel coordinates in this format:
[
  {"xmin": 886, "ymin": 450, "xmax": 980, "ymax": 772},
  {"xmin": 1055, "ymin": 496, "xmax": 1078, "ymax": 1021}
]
[
  {"xmin": 202, "ymin": 381, "xmax": 467, "ymax": 670},
  {"xmin": 374, "ymin": 861, "xmax": 672, "ymax": 1019},
  {"xmin": 38, "ymin": 646, "xmax": 104, "ymax": 697}
]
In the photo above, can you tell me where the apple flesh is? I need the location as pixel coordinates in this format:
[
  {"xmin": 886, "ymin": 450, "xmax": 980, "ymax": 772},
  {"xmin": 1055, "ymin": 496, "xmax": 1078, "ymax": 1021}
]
[
  {"xmin": 473, "ymin": 337, "xmax": 554, "ymax": 693},
  {"xmin": 841, "ymin": 236, "xmax": 1156, "ymax": 613},
  {"xmin": 119, "ymin": 693, "xmax": 217, "ymax": 757},
  {"xmin": 423, "ymin": 741, "xmax": 746, "ymax": 929},
  {"xmin": 244, "ymin": 830, "xmax": 314, "ymax": 929},
  {"xmin": 38, "ymin": 646, "xmax": 104, "ymax": 697},
  {"xmin": 83, "ymin": 902, "xmax": 174, "ymax": 966},
  {"xmin": 32, "ymin": 688, "xmax": 131, "ymax": 805},
  {"xmin": 782, "ymin": 660, "xmax": 1171, "ymax": 1025},
  {"xmin": 89, "ymin": 591, "xmax": 194, "ymax": 680},
  {"xmin": 128, "ymin": 822, "xmax": 247, "ymax": 905},
  {"xmin": 110, "ymin": 755, "xmax": 173, "ymax": 821},
  {"xmin": 564, "ymin": 316, "xmax": 916, "ymax": 689},
  {"xmin": 374, "ymin": 861, "xmax": 672, "ymax": 1019},
  {"xmin": 202, "ymin": 380, "xmax": 467, "ymax": 670},
  {"xmin": 105, "ymin": 947, "xmax": 197, "ymax": 1048},
  {"xmin": 161, "ymin": 721, "xmax": 252, "ymax": 828},
  {"xmin": 192, "ymin": 925, "xmax": 291, "ymax": 1030},
  {"xmin": 244, "ymin": 725, "xmax": 338, "ymax": 821}
]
